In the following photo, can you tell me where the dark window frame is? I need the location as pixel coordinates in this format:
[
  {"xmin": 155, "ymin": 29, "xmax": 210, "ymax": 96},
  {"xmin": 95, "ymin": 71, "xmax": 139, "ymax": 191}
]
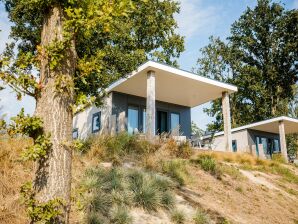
[{"xmin": 92, "ymin": 112, "xmax": 101, "ymax": 133}]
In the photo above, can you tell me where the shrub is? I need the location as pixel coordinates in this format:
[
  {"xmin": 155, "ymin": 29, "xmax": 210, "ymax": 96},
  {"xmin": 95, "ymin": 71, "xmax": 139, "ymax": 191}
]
[
  {"xmin": 110, "ymin": 206, "xmax": 132, "ymax": 224},
  {"xmin": 81, "ymin": 164, "xmax": 178, "ymax": 222},
  {"xmin": 162, "ymin": 159, "xmax": 189, "ymax": 186},
  {"xmin": 86, "ymin": 212, "xmax": 105, "ymax": 224},
  {"xmin": 160, "ymin": 191, "xmax": 175, "ymax": 209},
  {"xmin": 177, "ymin": 142, "xmax": 193, "ymax": 159},
  {"xmin": 128, "ymin": 170, "xmax": 161, "ymax": 211},
  {"xmin": 171, "ymin": 210, "xmax": 186, "ymax": 224},
  {"xmin": 193, "ymin": 210, "xmax": 210, "ymax": 224}
]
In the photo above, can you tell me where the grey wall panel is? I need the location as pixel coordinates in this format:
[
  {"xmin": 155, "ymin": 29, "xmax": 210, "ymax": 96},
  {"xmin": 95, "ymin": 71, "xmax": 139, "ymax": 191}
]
[{"xmin": 112, "ymin": 91, "xmax": 191, "ymax": 138}]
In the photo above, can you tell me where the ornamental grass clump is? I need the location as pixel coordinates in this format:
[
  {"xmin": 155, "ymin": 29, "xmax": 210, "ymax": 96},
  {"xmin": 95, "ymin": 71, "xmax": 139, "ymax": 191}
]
[{"xmin": 80, "ymin": 166, "xmax": 176, "ymax": 223}]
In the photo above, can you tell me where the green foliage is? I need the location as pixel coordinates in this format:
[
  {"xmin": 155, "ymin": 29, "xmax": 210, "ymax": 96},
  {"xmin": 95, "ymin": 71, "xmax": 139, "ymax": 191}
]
[
  {"xmin": 287, "ymin": 134, "xmax": 298, "ymax": 157},
  {"xmin": 21, "ymin": 134, "xmax": 52, "ymax": 161},
  {"xmin": 171, "ymin": 210, "xmax": 186, "ymax": 224},
  {"xmin": 191, "ymin": 121, "xmax": 204, "ymax": 137},
  {"xmin": 193, "ymin": 210, "xmax": 210, "ymax": 224},
  {"xmin": 193, "ymin": 155, "xmax": 216, "ymax": 173},
  {"xmin": 162, "ymin": 159, "xmax": 189, "ymax": 186},
  {"xmin": 20, "ymin": 182, "xmax": 64, "ymax": 223},
  {"xmin": 80, "ymin": 167, "xmax": 176, "ymax": 222},
  {"xmin": 191, "ymin": 154, "xmax": 223, "ymax": 179},
  {"xmin": 195, "ymin": 0, "xmax": 298, "ymax": 131},
  {"xmin": 2, "ymin": 0, "xmax": 184, "ymax": 109},
  {"xmin": 6, "ymin": 108, "xmax": 51, "ymax": 161}
]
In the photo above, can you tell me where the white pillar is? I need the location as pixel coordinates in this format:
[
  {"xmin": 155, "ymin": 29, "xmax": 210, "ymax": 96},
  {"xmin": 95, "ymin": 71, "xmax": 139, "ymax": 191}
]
[
  {"xmin": 278, "ymin": 120, "xmax": 288, "ymax": 162},
  {"xmin": 146, "ymin": 70, "xmax": 156, "ymax": 140},
  {"xmin": 222, "ymin": 91, "xmax": 232, "ymax": 151}
]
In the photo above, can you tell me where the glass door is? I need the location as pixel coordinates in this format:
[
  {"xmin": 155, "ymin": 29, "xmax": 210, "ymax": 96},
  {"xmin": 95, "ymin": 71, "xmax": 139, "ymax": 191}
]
[{"xmin": 157, "ymin": 111, "xmax": 168, "ymax": 134}]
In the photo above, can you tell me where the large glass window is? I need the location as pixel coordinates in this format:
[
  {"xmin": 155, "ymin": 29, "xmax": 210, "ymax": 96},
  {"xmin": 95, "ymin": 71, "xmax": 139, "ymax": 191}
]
[
  {"xmin": 170, "ymin": 113, "xmax": 180, "ymax": 131},
  {"xmin": 92, "ymin": 112, "xmax": 101, "ymax": 133},
  {"xmin": 128, "ymin": 106, "xmax": 139, "ymax": 134}
]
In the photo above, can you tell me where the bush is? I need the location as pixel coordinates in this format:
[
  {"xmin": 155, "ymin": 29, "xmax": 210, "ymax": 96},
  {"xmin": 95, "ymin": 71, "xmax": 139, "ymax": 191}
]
[
  {"xmin": 193, "ymin": 210, "xmax": 210, "ymax": 224},
  {"xmin": 171, "ymin": 210, "xmax": 186, "ymax": 224},
  {"xmin": 177, "ymin": 142, "xmax": 193, "ymax": 159},
  {"xmin": 128, "ymin": 170, "xmax": 161, "ymax": 211}
]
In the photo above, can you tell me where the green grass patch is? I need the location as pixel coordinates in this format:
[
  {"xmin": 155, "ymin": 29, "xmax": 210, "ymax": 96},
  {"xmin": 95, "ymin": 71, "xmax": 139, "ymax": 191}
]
[
  {"xmin": 171, "ymin": 210, "xmax": 186, "ymax": 224},
  {"xmin": 162, "ymin": 159, "xmax": 189, "ymax": 186},
  {"xmin": 193, "ymin": 210, "xmax": 210, "ymax": 224}
]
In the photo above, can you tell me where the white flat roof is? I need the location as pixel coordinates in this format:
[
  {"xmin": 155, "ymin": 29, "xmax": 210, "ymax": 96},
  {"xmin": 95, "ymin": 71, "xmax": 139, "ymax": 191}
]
[
  {"xmin": 203, "ymin": 116, "xmax": 298, "ymax": 138},
  {"xmin": 107, "ymin": 61, "xmax": 237, "ymax": 107}
]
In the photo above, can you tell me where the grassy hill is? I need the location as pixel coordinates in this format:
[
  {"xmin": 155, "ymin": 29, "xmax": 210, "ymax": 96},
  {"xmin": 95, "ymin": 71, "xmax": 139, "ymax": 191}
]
[{"xmin": 1, "ymin": 134, "xmax": 298, "ymax": 224}]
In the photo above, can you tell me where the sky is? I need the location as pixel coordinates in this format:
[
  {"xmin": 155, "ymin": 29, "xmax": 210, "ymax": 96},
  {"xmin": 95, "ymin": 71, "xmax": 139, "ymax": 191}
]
[{"xmin": 0, "ymin": 0, "xmax": 297, "ymax": 130}]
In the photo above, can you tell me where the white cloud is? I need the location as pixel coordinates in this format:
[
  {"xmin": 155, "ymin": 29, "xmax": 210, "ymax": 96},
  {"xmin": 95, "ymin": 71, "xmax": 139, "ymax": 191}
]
[{"xmin": 175, "ymin": 0, "xmax": 219, "ymax": 39}]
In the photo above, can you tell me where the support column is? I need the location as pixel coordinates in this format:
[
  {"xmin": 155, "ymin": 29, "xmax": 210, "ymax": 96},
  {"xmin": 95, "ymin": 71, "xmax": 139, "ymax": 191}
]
[
  {"xmin": 279, "ymin": 120, "xmax": 288, "ymax": 162},
  {"xmin": 146, "ymin": 70, "xmax": 156, "ymax": 140},
  {"xmin": 222, "ymin": 91, "xmax": 232, "ymax": 151}
]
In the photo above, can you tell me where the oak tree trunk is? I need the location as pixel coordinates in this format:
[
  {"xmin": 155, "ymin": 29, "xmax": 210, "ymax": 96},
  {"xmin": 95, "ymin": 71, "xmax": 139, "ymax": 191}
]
[{"xmin": 34, "ymin": 5, "xmax": 76, "ymax": 223}]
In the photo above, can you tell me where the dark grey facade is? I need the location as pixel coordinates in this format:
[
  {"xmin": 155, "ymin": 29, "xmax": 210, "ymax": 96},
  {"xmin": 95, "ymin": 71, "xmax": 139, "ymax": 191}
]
[
  {"xmin": 247, "ymin": 129, "xmax": 281, "ymax": 157},
  {"xmin": 111, "ymin": 91, "xmax": 191, "ymax": 138}
]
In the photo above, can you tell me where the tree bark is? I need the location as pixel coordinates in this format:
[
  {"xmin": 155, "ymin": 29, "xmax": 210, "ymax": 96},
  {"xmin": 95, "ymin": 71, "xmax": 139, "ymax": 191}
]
[{"xmin": 34, "ymin": 5, "xmax": 76, "ymax": 223}]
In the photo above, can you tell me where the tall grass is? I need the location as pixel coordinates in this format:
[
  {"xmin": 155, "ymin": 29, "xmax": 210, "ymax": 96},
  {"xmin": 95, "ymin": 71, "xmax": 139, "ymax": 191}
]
[{"xmin": 0, "ymin": 137, "xmax": 33, "ymax": 224}]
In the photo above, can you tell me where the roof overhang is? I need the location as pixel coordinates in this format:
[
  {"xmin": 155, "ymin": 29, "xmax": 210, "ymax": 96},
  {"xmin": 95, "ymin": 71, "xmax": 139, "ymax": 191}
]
[
  {"xmin": 107, "ymin": 61, "xmax": 237, "ymax": 107},
  {"xmin": 204, "ymin": 116, "xmax": 298, "ymax": 138}
]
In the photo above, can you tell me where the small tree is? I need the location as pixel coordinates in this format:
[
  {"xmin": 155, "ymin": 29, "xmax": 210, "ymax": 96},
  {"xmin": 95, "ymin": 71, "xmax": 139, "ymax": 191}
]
[{"xmin": 0, "ymin": 0, "xmax": 184, "ymax": 222}]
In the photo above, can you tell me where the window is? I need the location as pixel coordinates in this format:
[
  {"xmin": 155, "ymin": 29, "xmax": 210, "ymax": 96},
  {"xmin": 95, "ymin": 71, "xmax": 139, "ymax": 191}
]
[
  {"xmin": 273, "ymin": 139, "xmax": 280, "ymax": 153},
  {"xmin": 142, "ymin": 108, "xmax": 146, "ymax": 133},
  {"xmin": 128, "ymin": 105, "xmax": 139, "ymax": 134},
  {"xmin": 170, "ymin": 113, "xmax": 180, "ymax": 131},
  {"xmin": 72, "ymin": 128, "xmax": 78, "ymax": 139},
  {"xmin": 92, "ymin": 112, "xmax": 101, "ymax": 133},
  {"xmin": 232, "ymin": 140, "xmax": 237, "ymax": 152}
]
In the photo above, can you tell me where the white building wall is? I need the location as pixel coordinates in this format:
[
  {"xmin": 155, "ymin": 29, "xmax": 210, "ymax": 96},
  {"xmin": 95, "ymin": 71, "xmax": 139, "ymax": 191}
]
[
  {"xmin": 73, "ymin": 93, "xmax": 112, "ymax": 139},
  {"xmin": 209, "ymin": 129, "xmax": 250, "ymax": 153}
]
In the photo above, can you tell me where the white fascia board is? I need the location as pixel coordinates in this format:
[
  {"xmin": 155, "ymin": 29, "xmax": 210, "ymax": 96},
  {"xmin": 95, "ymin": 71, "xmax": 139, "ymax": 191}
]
[
  {"xmin": 203, "ymin": 116, "xmax": 298, "ymax": 139},
  {"xmin": 107, "ymin": 60, "xmax": 238, "ymax": 93}
]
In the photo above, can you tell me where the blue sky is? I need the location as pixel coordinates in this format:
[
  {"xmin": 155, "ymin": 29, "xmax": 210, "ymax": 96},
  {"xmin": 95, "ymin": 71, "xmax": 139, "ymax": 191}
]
[{"xmin": 0, "ymin": 0, "xmax": 297, "ymax": 129}]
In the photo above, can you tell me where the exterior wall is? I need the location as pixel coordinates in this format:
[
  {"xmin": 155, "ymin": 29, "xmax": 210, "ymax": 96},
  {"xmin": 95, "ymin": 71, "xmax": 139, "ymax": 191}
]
[
  {"xmin": 247, "ymin": 129, "xmax": 280, "ymax": 145},
  {"xmin": 73, "ymin": 93, "xmax": 112, "ymax": 139},
  {"xmin": 112, "ymin": 92, "xmax": 192, "ymax": 138},
  {"xmin": 207, "ymin": 129, "xmax": 249, "ymax": 152},
  {"xmin": 73, "ymin": 91, "xmax": 192, "ymax": 139},
  {"xmin": 205, "ymin": 129, "xmax": 281, "ymax": 158}
]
